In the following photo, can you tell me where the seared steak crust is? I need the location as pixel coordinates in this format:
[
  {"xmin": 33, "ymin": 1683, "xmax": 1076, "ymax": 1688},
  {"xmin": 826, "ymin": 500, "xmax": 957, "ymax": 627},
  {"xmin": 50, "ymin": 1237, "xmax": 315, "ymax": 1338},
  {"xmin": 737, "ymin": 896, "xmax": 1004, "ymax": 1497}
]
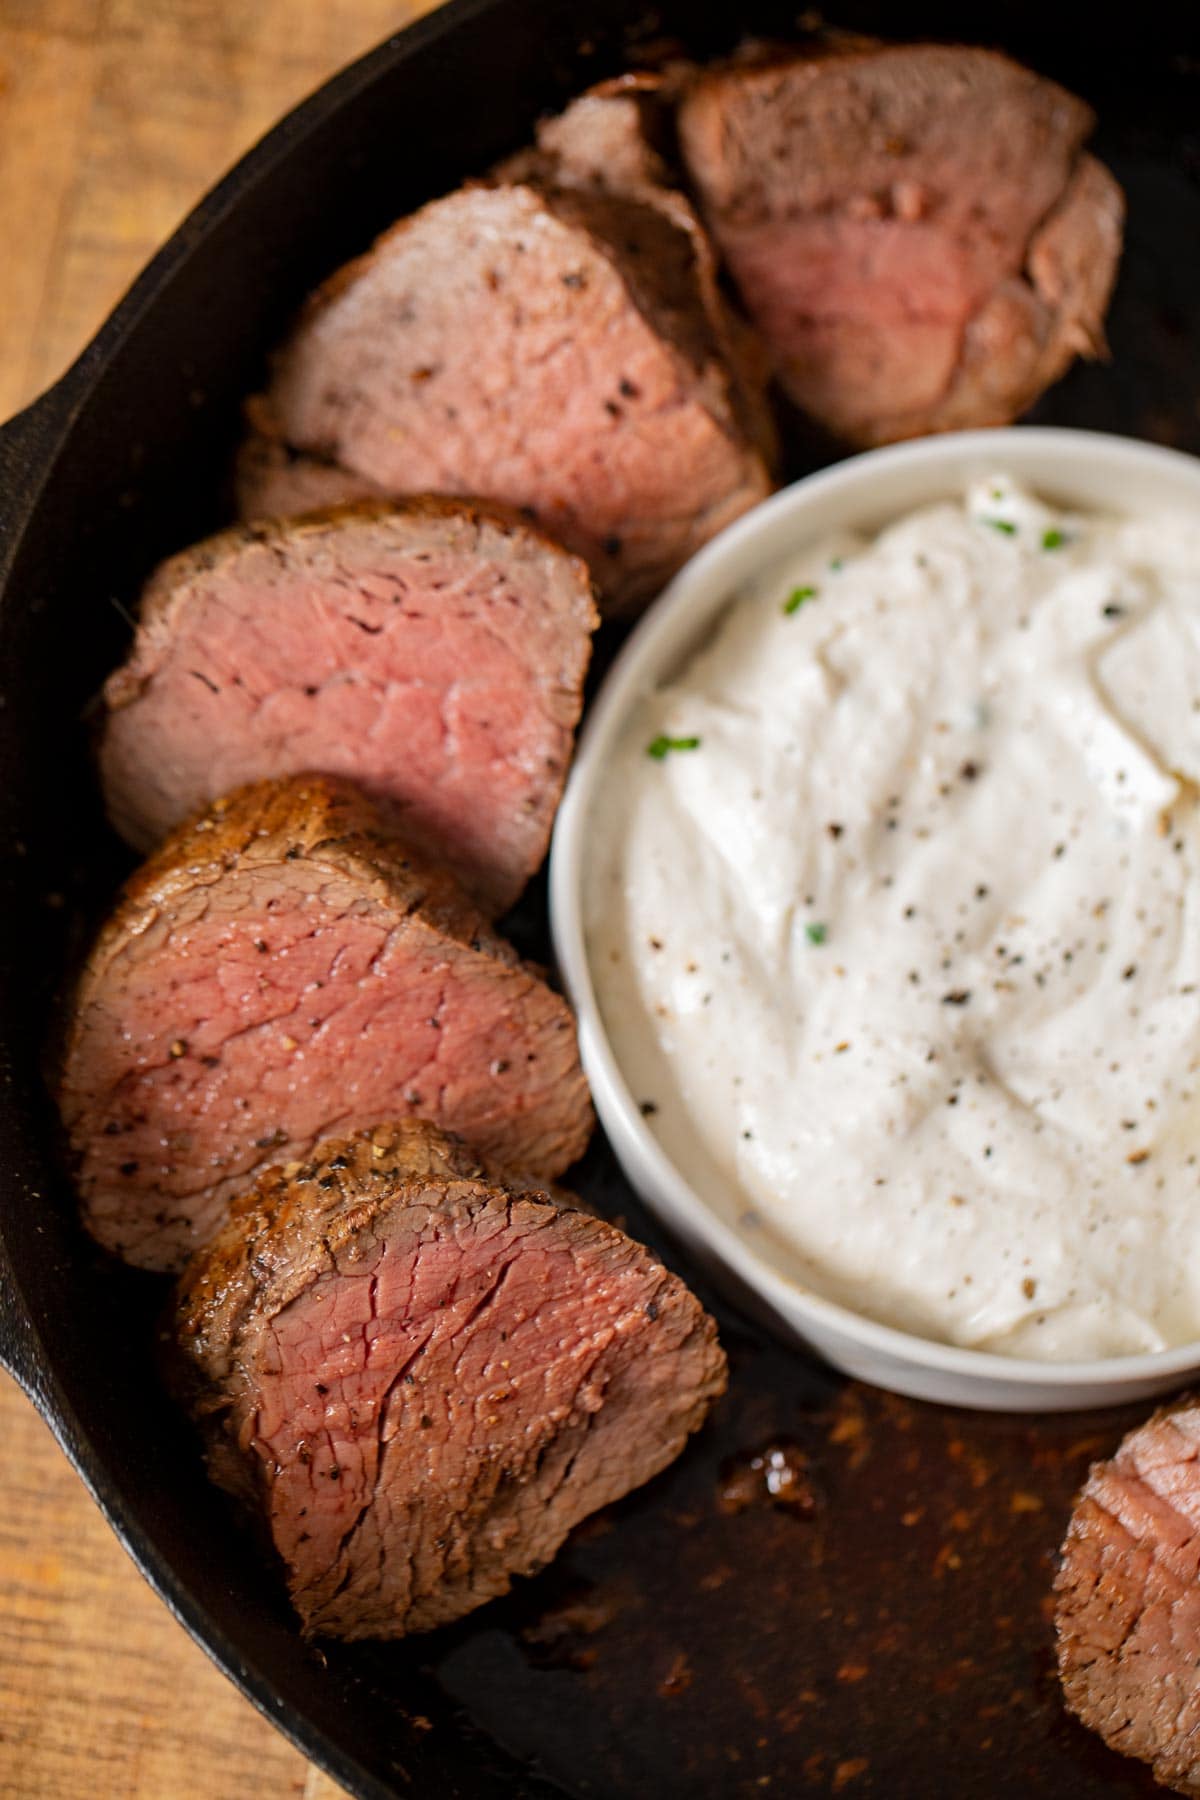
[
  {"xmin": 60, "ymin": 775, "xmax": 593, "ymax": 1272},
  {"xmin": 99, "ymin": 497, "xmax": 597, "ymax": 910},
  {"xmin": 1055, "ymin": 1398, "xmax": 1200, "ymax": 1794},
  {"xmin": 679, "ymin": 42, "xmax": 1124, "ymax": 446},
  {"xmin": 174, "ymin": 1119, "xmax": 728, "ymax": 1639}
]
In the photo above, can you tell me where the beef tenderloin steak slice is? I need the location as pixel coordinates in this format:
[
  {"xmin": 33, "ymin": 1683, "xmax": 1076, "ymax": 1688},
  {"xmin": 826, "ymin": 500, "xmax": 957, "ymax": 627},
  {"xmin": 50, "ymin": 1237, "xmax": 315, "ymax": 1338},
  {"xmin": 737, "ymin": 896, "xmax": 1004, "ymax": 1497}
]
[
  {"xmin": 59, "ymin": 775, "xmax": 593, "ymax": 1273},
  {"xmin": 255, "ymin": 181, "xmax": 772, "ymax": 611},
  {"xmin": 242, "ymin": 88, "xmax": 730, "ymax": 534},
  {"xmin": 1055, "ymin": 1398, "xmax": 1200, "ymax": 1793},
  {"xmin": 678, "ymin": 43, "xmax": 1124, "ymax": 447},
  {"xmin": 174, "ymin": 1118, "xmax": 728, "ymax": 1639},
  {"xmin": 240, "ymin": 92, "xmax": 776, "ymax": 537},
  {"xmin": 99, "ymin": 498, "xmax": 597, "ymax": 911}
]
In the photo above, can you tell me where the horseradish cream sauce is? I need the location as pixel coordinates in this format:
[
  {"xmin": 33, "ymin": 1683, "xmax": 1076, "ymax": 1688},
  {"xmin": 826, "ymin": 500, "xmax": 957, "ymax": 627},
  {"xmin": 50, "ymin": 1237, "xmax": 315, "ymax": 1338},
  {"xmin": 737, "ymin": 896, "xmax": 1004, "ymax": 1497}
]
[{"xmin": 586, "ymin": 478, "xmax": 1200, "ymax": 1360}]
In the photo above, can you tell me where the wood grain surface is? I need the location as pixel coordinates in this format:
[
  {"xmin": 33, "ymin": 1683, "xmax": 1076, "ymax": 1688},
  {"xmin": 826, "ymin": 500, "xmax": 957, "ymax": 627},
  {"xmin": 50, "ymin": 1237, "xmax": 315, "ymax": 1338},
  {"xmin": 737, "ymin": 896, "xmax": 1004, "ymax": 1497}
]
[{"xmin": 0, "ymin": 3, "xmax": 439, "ymax": 1793}]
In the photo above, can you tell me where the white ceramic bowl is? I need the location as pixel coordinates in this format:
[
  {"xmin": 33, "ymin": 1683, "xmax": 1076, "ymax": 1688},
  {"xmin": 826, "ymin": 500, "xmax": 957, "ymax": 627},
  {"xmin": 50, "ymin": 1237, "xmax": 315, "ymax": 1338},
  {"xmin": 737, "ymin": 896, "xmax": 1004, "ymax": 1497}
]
[{"xmin": 551, "ymin": 426, "xmax": 1200, "ymax": 1412}]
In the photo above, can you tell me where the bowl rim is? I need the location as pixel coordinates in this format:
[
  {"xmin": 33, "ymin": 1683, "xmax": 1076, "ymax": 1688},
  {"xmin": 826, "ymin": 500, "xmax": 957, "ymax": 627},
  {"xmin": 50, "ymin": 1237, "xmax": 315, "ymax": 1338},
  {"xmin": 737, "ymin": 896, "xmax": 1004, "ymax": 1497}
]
[{"xmin": 550, "ymin": 424, "xmax": 1200, "ymax": 1393}]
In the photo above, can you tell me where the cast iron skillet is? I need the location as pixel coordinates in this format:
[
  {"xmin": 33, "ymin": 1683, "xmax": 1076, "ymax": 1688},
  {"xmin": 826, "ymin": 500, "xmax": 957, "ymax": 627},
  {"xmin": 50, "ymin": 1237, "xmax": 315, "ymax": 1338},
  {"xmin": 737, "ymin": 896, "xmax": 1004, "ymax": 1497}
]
[{"xmin": 3, "ymin": 3, "xmax": 1200, "ymax": 1793}]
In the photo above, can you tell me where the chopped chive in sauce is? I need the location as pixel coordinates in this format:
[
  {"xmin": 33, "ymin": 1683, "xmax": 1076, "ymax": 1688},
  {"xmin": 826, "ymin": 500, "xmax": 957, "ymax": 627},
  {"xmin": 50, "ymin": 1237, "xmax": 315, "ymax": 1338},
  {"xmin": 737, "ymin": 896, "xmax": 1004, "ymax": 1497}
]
[
  {"xmin": 783, "ymin": 583, "xmax": 819, "ymax": 615},
  {"xmin": 804, "ymin": 921, "xmax": 828, "ymax": 946},
  {"xmin": 829, "ymin": 557, "xmax": 844, "ymax": 572},
  {"xmin": 1041, "ymin": 527, "xmax": 1066, "ymax": 550},
  {"xmin": 981, "ymin": 517, "xmax": 1017, "ymax": 535},
  {"xmin": 647, "ymin": 733, "xmax": 700, "ymax": 760}
]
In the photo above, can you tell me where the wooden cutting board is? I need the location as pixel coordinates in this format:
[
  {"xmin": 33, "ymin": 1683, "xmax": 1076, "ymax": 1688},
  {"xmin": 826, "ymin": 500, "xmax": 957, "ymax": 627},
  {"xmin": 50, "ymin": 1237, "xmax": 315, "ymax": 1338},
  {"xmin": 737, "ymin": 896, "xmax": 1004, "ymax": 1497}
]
[{"xmin": 0, "ymin": 4, "xmax": 438, "ymax": 1793}]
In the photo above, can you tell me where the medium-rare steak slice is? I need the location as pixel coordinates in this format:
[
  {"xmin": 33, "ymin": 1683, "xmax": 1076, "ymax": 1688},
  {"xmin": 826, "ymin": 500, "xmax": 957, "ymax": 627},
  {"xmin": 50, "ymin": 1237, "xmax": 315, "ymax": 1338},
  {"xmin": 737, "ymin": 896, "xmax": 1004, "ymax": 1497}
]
[
  {"xmin": 173, "ymin": 1119, "xmax": 727, "ymax": 1640},
  {"xmin": 678, "ymin": 43, "xmax": 1124, "ymax": 446},
  {"xmin": 98, "ymin": 498, "xmax": 597, "ymax": 910},
  {"xmin": 59, "ymin": 775, "xmax": 593, "ymax": 1273},
  {"xmin": 252, "ymin": 180, "xmax": 772, "ymax": 611},
  {"xmin": 1054, "ymin": 1398, "xmax": 1200, "ymax": 1793}
]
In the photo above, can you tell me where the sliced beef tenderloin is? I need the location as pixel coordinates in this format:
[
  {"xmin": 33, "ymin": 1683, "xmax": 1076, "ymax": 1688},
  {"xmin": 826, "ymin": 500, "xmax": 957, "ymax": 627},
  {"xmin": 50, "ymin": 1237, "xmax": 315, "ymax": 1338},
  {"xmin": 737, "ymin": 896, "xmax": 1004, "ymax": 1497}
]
[
  {"xmin": 59, "ymin": 775, "xmax": 593, "ymax": 1273},
  {"xmin": 1054, "ymin": 1397, "xmax": 1200, "ymax": 1793},
  {"xmin": 173, "ymin": 1118, "xmax": 727, "ymax": 1639},
  {"xmin": 678, "ymin": 43, "xmax": 1124, "ymax": 446},
  {"xmin": 98, "ymin": 498, "xmax": 597, "ymax": 909},
  {"xmin": 250, "ymin": 179, "xmax": 772, "ymax": 611}
]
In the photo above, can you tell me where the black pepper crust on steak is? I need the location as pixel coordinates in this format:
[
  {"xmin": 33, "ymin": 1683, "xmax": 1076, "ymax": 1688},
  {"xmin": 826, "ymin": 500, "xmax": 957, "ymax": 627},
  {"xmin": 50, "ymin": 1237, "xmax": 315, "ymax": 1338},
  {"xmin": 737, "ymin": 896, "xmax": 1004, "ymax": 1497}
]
[
  {"xmin": 59, "ymin": 773, "xmax": 593, "ymax": 1274},
  {"xmin": 172, "ymin": 1119, "xmax": 728, "ymax": 1640}
]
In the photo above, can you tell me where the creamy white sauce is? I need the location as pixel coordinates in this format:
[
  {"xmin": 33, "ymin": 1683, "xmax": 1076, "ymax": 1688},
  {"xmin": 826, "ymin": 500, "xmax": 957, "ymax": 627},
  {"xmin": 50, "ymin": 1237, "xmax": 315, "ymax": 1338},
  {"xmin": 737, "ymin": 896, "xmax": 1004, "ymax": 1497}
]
[{"xmin": 586, "ymin": 477, "xmax": 1200, "ymax": 1361}]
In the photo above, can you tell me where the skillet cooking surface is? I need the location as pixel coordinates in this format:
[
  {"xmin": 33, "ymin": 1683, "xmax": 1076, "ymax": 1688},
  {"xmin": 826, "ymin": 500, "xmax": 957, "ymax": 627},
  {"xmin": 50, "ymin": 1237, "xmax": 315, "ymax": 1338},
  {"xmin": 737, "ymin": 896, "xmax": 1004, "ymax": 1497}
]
[{"xmin": 1, "ymin": 2, "xmax": 1199, "ymax": 1794}]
